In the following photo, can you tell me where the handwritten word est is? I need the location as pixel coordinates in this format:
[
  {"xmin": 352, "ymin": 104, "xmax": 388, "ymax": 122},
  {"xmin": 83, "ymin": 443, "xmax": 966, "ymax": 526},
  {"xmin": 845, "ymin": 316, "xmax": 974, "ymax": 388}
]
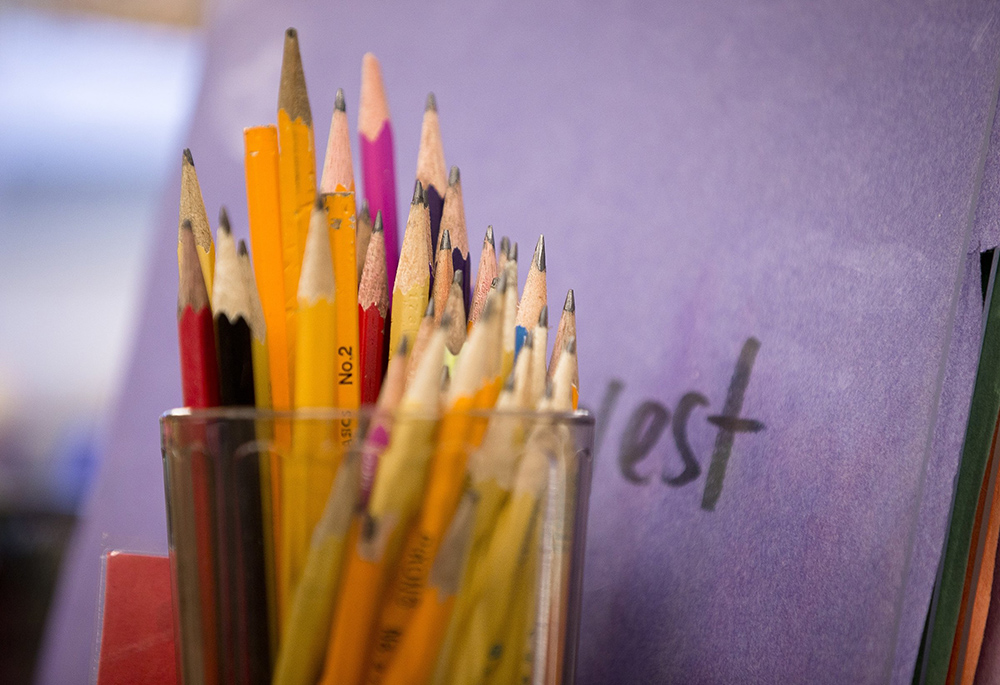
[{"xmin": 590, "ymin": 338, "xmax": 765, "ymax": 511}]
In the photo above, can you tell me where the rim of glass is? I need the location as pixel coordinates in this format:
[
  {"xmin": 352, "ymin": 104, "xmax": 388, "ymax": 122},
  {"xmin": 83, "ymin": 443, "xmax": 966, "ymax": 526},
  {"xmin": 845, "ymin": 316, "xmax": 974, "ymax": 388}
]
[{"xmin": 161, "ymin": 406, "xmax": 594, "ymax": 425}]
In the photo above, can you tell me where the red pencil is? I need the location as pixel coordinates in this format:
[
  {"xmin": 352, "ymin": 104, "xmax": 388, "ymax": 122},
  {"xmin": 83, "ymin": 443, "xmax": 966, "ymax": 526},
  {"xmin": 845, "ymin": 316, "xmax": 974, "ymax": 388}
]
[
  {"xmin": 359, "ymin": 212, "xmax": 389, "ymax": 403},
  {"xmin": 176, "ymin": 221, "xmax": 220, "ymax": 685}
]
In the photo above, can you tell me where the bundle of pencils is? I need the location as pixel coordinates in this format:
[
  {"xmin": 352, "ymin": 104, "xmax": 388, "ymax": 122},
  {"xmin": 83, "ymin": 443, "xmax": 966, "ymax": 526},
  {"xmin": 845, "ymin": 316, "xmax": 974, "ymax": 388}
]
[{"xmin": 172, "ymin": 28, "xmax": 583, "ymax": 685}]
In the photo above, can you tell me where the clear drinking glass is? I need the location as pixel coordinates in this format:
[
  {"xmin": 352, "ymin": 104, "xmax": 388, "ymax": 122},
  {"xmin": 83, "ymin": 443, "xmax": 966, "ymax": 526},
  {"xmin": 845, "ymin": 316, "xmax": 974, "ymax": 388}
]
[{"xmin": 160, "ymin": 407, "xmax": 594, "ymax": 685}]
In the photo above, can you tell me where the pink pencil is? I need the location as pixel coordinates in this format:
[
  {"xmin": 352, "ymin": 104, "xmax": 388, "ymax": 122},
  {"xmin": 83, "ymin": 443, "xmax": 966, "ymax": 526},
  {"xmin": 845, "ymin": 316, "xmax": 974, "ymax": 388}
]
[{"xmin": 359, "ymin": 53, "xmax": 400, "ymax": 298}]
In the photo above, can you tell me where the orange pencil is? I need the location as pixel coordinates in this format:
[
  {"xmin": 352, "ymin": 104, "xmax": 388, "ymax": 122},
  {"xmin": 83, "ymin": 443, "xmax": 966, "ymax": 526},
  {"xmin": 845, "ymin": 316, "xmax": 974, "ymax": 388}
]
[{"xmin": 469, "ymin": 226, "xmax": 497, "ymax": 326}]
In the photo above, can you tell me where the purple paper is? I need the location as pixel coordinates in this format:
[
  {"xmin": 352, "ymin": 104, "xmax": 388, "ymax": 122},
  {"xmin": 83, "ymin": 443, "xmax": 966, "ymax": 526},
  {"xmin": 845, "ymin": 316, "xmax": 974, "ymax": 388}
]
[{"xmin": 38, "ymin": 1, "xmax": 1000, "ymax": 683}]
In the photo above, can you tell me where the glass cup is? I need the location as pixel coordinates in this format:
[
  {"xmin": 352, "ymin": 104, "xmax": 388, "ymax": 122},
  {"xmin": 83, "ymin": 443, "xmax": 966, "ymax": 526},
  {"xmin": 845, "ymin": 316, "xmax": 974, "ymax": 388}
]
[{"xmin": 160, "ymin": 407, "xmax": 594, "ymax": 685}]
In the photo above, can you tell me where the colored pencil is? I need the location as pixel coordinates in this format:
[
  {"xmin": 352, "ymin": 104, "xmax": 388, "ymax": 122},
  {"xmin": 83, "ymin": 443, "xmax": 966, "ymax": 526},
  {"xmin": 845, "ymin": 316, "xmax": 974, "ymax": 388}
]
[
  {"xmin": 359, "ymin": 337, "xmax": 411, "ymax": 508},
  {"xmin": 359, "ymin": 213, "xmax": 389, "ymax": 404},
  {"xmin": 176, "ymin": 221, "xmax": 219, "ymax": 685},
  {"xmin": 440, "ymin": 166, "xmax": 470, "ymax": 316},
  {"xmin": 388, "ymin": 181, "xmax": 431, "ymax": 362},
  {"xmin": 276, "ymin": 27, "xmax": 316, "ymax": 393},
  {"xmin": 469, "ymin": 226, "xmax": 497, "ymax": 326},
  {"xmin": 179, "ymin": 149, "xmax": 215, "ymax": 302},
  {"xmin": 359, "ymin": 53, "xmax": 399, "ymax": 298},
  {"xmin": 432, "ymin": 229, "xmax": 454, "ymax": 326},
  {"xmin": 516, "ymin": 235, "xmax": 546, "ymax": 359},
  {"xmin": 416, "ymin": 93, "xmax": 447, "ymax": 251}
]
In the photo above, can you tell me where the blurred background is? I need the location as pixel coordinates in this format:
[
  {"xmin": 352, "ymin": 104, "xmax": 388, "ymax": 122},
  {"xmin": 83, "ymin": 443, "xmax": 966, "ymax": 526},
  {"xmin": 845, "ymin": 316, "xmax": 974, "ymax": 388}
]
[{"xmin": 0, "ymin": 2, "xmax": 203, "ymax": 681}]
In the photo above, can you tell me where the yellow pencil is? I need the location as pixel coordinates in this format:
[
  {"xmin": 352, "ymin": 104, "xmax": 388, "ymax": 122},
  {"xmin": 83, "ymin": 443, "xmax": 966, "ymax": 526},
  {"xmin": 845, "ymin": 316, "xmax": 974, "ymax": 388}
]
[
  {"xmin": 500, "ymin": 259, "xmax": 519, "ymax": 380},
  {"xmin": 389, "ymin": 182, "xmax": 431, "ymax": 362},
  {"xmin": 273, "ymin": 454, "xmax": 360, "ymax": 685},
  {"xmin": 281, "ymin": 199, "xmax": 339, "ymax": 622},
  {"xmin": 379, "ymin": 490, "xmax": 479, "ymax": 685},
  {"xmin": 277, "ymin": 27, "xmax": 316, "ymax": 392},
  {"xmin": 179, "ymin": 149, "xmax": 215, "ymax": 302},
  {"xmin": 319, "ymin": 324, "xmax": 447, "ymax": 685}
]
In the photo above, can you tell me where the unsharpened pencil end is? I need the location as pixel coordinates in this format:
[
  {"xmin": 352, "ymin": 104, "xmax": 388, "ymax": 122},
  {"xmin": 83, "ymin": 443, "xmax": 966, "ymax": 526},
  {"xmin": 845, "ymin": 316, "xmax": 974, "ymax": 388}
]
[
  {"xmin": 449, "ymin": 165, "xmax": 460, "ymax": 186},
  {"xmin": 182, "ymin": 148, "xmax": 194, "ymax": 166},
  {"xmin": 373, "ymin": 211, "xmax": 384, "ymax": 233},
  {"xmin": 539, "ymin": 304, "xmax": 548, "ymax": 328},
  {"xmin": 425, "ymin": 92, "xmax": 437, "ymax": 112},
  {"xmin": 535, "ymin": 234, "xmax": 546, "ymax": 272},
  {"xmin": 218, "ymin": 206, "xmax": 231, "ymax": 234},
  {"xmin": 335, "ymin": 88, "xmax": 346, "ymax": 112},
  {"xmin": 440, "ymin": 229, "xmax": 451, "ymax": 251},
  {"xmin": 564, "ymin": 289, "xmax": 575, "ymax": 313}
]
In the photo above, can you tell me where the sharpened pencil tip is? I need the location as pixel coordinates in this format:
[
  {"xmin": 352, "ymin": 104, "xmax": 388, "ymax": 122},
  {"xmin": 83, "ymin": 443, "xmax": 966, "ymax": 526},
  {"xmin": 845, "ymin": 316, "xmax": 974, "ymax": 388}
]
[
  {"xmin": 315, "ymin": 195, "xmax": 325, "ymax": 211},
  {"xmin": 535, "ymin": 235, "xmax": 546, "ymax": 272},
  {"xmin": 566, "ymin": 336, "xmax": 576, "ymax": 354},
  {"xmin": 335, "ymin": 88, "xmax": 346, "ymax": 112},
  {"xmin": 397, "ymin": 336, "xmax": 410, "ymax": 356},
  {"xmin": 564, "ymin": 289, "xmax": 575, "ymax": 312},
  {"xmin": 504, "ymin": 372, "xmax": 516, "ymax": 391},
  {"xmin": 218, "ymin": 207, "xmax": 231, "ymax": 234},
  {"xmin": 182, "ymin": 148, "xmax": 194, "ymax": 166},
  {"xmin": 181, "ymin": 219, "xmax": 193, "ymax": 232},
  {"xmin": 440, "ymin": 312, "xmax": 454, "ymax": 329},
  {"xmin": 373, "ymin": 211, "xmax": 384, "ymax": 233},
  {"xmin": 499, "ymin": 236, "xmax": 510, "ymax": 260},
  {"xmin": 523, "ymin": 330, "xmax": 534, "ymax": 349},
  {"xmin": 425, "ymin": 298, "xmax": 435, "ymax": 317},
  {"xmin": 238, "ymin": 239, "xmax": 249, "ymax": 257},
  {"xmin": 425, "ymin": 92, "xmax": 437, "ymax": 112},
  {"xmin": 545, "ymin": 380, "xmax": 554, "ymax": 399},
  {"xmin": 285, "ymin": 27, "xmax": 297, "ymax": 39},
  {"xmin": 440, "ymin": 229, "xmax": 451, "ymax": 251},
  {"xmin": 539, "ymin": 305, "xmax": 548, "ymax": 328},
  {"xmin": 359, "ymin": 199, "xmax": 370, "ymax": 220},
  {"xmin": 412, "ymin": 180, "xmax": 424, "ymax": 205},
  {"xmin": 486, "ymin": 226, "xmax": 494, "ymax": 246},
  {"xmin": 453, "ymin": 269, "xmax": 463, "ymax": 285},
  {"xmin": 511, "ymin": 242, "xmax": 518, "ymax": 263},
  {"xmin": 449, "ymin": 165, "xmax": 460, "ymax": 185}
]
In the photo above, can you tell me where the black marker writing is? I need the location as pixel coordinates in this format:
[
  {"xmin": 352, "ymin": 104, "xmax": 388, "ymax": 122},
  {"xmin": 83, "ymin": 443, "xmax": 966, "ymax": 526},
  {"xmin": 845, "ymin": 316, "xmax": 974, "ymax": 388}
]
[{"xmin": 664, "ymin": 391, "xmax": 709, "ymax": 487}]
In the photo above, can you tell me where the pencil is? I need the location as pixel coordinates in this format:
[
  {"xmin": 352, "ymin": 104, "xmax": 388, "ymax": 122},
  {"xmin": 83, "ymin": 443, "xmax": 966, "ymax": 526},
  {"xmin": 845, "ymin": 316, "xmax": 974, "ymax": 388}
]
[
  {"xmin": 405, "ymin": 298, "xmax": 436, "ymax": 391},
  {"xmin": 388, "ymin": 181, "xmax": 431, "ymax": 363},
  {"xmin": 282, "ymin": 199, "xmax": 340, "ymax": 624},
  {"xmin": 359, "ymin": 213, "xmax": 389, "ymax": 404},
  {"xmin": 442, "ymin": 269, "xmax": 467, "ymax": 358},
  {"xmin": 356, "ymin": 200, "xmax": 373, "ymax": 285},
  {"xmin": 319, "ymin": 323, "xmax": 447, "ymax": 685},
  {"xmin": 379, "ymin": 490, "xmax": 479, "ymax": 685},
  {"xmin": 273, "ymin": 453, "xmax": 360, "ymax": 685},
  {"xmin": 469, "ymin": 226, "xmax": 497, "ymax": 326},
  {"xmin": 359, "ymin": 337, "xmax": 411, "ymax": 508},
  {"xmin": 212, "ymin": 215, "xmax": 271, "ymax": 683},
  {"xmin": 416, "ymin": 93, "xmax": 447, "ymax": 251},
  {"xmin": 236, "ymin": 238, "xmax": 282, "ymax": 662},
  {"xmin": 179, "ymin": 149, "xmax": 215, "ymax": 302},
  {"xmin": 501, "ymin": 259, "xmax": 519, "ymax": 380},
  {"xmin": 530, "ymin": 305, "xmax": 548, "ymax": 408},
  {"xmin": 320, "ymin": 88, "xmax": 355, "ymax": 193},
  {"xmin": 277, "ymin": 27, "xmax": 316, "ymax": 390},
  {"xmin": 548, "ymin": 289, "xmax": 575, "ymax": 383},
  {"xmin": 440, "ymin": 166, "xmax": 470, "ymax": 316},
  {"xmin": 365, "ymin": 301, "xmax": 499, "ymax": 681},
  {"xmin": 497, "ymin": 235, "xmax": 511, "ymax": 274},
  {"xmin": 516, "ymin": 235, "xmax": 546, "ymax": 359},
  {"xmin": 176, "ymin": 221, "xmax": 218, "ymax": 685},
  {"xmin": 433, "ymin": 230, "xmax": 454, "ymax": 326},
  {"xmin": 359, "ymin": 53, "xmax": 400, "ymax": 298}
]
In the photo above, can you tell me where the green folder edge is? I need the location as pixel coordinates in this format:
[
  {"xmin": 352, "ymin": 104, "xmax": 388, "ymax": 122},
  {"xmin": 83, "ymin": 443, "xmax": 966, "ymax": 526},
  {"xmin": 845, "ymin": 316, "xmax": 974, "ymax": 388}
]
[{"xmin": 918, "ymin": 249, "xmax": 1000, "ymax": 685}]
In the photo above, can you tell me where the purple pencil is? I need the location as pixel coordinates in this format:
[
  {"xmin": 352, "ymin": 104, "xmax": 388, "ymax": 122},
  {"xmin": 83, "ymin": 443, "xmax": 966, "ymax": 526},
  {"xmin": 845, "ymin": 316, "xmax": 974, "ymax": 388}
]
[{"xmin": 359, "ymin": 53, "xmax": 400, "ymax": 298}]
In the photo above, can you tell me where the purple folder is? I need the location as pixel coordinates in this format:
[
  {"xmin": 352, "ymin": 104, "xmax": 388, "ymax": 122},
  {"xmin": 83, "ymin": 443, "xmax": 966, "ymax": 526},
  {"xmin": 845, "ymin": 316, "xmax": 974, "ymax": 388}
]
[{"xmin": 39, "ymin": 1, "xmax": 1000, "ymax": 682}]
